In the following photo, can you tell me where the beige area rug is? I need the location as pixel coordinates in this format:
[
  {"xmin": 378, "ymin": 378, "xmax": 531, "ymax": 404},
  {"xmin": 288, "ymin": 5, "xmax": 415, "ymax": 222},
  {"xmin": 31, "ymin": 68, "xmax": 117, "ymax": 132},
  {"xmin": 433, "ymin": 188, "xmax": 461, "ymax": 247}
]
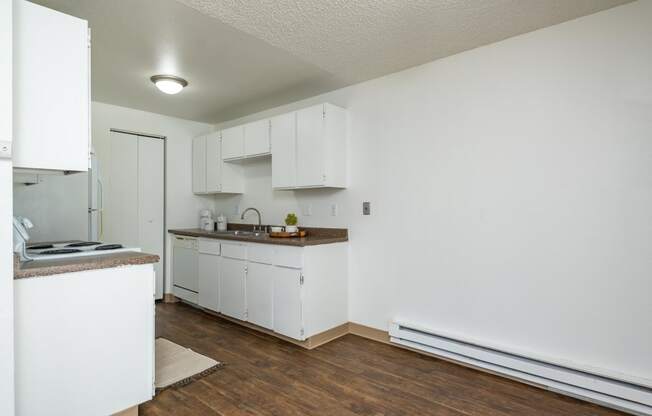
[{"xmin": 155, "ymin": 337, "xmax": 223, "ymax": 391}]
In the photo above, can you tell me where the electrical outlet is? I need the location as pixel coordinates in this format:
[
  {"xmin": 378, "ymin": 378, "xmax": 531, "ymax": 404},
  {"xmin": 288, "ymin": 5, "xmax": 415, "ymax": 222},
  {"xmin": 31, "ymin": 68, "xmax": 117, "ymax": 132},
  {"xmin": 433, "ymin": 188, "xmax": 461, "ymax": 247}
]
[
  {"xmin": 363, "ymin": 202, "xmax": 371, "ymax": 215},
  {"xmin": 331, "ymin": 203, "xmax": 338, "ymax": 216},
  {"xmin": 302, "ymin": 204, "xmax": 313, "ymax": 216},
  {"xmin": 233, "ymin": 205, "xmax": 240, "ymax": 216}
]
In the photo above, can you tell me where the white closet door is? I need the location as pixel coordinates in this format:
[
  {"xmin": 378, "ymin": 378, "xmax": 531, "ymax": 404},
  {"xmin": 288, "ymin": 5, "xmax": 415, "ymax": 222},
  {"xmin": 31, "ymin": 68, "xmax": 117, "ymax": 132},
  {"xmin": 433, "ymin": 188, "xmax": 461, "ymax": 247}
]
[
  {"xmin": 138, "ymin": 136, "xmax": 165, "ymax": 299},
  {"xmin": 105, "ymin": 132, "xmax": 139, "ymax": 247}
]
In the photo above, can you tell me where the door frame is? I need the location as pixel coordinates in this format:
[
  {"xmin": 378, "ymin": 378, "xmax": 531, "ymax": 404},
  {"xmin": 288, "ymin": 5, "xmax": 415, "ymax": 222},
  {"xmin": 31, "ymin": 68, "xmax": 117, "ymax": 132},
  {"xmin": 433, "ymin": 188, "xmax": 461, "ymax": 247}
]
[{"xmin": 108, "ymin": 128, "xmax": 167, "ymax": 298}]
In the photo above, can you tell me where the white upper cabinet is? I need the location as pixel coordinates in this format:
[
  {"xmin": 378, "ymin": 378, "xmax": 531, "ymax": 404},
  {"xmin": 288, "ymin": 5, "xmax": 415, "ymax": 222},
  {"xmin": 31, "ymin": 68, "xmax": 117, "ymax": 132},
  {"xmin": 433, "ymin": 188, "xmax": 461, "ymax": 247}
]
[
  {"xmin": 244, "ymin": 119, "xmax": 271, "ymax": 157},
  {"xmin": 194, "ymin": 102, "xmax": 346, "ymax": 193},
  {"xmin": 271, "ymin": 112, "xmax": 297, "ymax": 189},
  {"xmin": 296, "ymin": 105, "xmax": 326, "ymax": 187},
  {"xmin": 221, "ymin": 126, "xmax": 244, "ymax": 160},
  {"xmin": 192, "ymin": 136, "xmax": 207, "ymax": 194},
  {"xmin": 272, "ymin": 103, "xmax": 347, "ymax": 189},
  {"xmin": 13, "ymin": 0, "xmax": 90, "ymax": 172},
  {"xmin": 192, "ymin": 132, "xmax": 243, "ymax": 194},
  {"xmin": 205, "ymin": 132, "xmax": 221, "ymax": 192}
]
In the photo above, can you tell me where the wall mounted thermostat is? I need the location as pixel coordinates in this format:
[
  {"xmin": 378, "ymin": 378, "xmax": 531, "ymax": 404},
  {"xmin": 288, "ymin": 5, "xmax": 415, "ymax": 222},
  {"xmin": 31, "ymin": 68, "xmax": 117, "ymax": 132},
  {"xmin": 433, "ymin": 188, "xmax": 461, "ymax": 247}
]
[{"xmin": 0, "ymin": 141, "xmax": 11, "ymax": 159}]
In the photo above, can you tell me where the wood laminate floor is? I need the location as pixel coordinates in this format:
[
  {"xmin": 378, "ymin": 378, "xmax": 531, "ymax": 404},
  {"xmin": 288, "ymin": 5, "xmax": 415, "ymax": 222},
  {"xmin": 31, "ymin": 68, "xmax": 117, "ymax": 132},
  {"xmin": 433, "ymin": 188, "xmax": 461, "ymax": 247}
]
[{"xmin": 142, "ymin": 302, "xmax": 626, "ymax": 416}]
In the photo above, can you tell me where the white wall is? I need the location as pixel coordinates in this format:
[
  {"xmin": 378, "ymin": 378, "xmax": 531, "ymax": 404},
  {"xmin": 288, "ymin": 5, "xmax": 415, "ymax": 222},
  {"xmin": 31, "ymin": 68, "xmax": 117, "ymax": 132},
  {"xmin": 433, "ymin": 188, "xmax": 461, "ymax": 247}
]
[
  {"xmin": 0, "ymin": 0, "xmax": 14, "ymax": 413},
  {"xmin": 13, "ymin": 173, "xmax": 88, "ymax": 241},
  {"xmin": 213, "ymin": 1, "xmax": 652, "ymax": 383}
]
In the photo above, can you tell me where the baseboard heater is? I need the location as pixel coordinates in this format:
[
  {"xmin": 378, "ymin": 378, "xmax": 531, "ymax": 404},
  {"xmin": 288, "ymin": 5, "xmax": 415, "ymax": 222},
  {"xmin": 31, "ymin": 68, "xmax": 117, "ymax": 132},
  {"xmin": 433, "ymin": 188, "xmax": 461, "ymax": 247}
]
[{"xmin": 389, "ymin": 321, "xmax": 652, "ymax": 416}]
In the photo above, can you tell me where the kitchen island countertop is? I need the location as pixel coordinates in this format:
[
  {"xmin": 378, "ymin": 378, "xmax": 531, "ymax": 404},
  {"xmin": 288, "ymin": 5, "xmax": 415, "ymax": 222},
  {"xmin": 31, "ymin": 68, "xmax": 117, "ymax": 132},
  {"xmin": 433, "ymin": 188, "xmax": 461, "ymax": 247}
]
[{"xmin": 14, "ymin": 251, "xmax": 160, "ymax": 279}]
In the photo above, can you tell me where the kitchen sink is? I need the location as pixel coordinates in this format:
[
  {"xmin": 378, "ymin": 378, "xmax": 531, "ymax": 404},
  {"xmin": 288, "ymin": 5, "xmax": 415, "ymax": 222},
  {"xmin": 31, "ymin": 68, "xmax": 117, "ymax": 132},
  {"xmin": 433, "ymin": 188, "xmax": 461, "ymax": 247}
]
[{"xmin": 214, "ymin": 230, "xmax": 268, "ymax": 238}]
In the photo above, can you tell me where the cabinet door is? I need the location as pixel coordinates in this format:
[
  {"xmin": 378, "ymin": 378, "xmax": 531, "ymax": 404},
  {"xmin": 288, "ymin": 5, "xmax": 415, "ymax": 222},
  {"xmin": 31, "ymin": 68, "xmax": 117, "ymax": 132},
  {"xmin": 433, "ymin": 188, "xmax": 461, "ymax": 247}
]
[
  {"xmin": 205, "ymin": 132, "xmax": 221, "ymax": 193},
  {"xmin": 138, "ymin": 136, "xmax": 165, "ymax": 299},
  {"xmin": 219, "ymin": 257, "xmax": 246, "ymax": 320},
  {"xmin": 246, "ymin": 262, "xmax": 274, "ymax": 330},
  {"xmin": 244, "ymin": 119, "xmax": 270, "ymax": 157},
  {"xmin": 271, "ymin": 112, "xmax": 296, "ymax": 189},
  {"xmin": 198, "ymin": 253, "xmax": 220, "ymax": 312},
  {"xmin": 273, "ymin": 267, "xmax": 303, "ymax": 340},
  {"xmin": 192, "ymin": 136, "xmax": 206, "ymax": 194},
  {"xmin": 13, "ymin": 0, "xmax": 89, "ymax": 171},
  {"xmin": 221, "ymin": 126, "xmax": 244, "ymax": 160},
  {"xmin": 296, "ymin": 105, "xmax": 325, "ymax": 187}
]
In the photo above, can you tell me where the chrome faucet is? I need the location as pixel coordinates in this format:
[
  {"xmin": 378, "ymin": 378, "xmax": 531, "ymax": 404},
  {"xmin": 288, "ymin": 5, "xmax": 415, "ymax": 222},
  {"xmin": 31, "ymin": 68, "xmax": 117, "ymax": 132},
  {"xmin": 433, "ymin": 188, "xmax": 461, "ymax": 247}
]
[{"xmin": 241, "ymin": 207, "xmax": 263, "ymax": 232}]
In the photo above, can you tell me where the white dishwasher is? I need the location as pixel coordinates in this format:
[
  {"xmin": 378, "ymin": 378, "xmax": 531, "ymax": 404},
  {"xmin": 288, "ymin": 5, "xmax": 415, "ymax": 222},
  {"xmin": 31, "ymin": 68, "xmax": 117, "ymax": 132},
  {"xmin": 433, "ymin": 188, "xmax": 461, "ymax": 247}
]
[{"xmin": 172, "ymin": 235, "xmax": 199, "ymax": 303}]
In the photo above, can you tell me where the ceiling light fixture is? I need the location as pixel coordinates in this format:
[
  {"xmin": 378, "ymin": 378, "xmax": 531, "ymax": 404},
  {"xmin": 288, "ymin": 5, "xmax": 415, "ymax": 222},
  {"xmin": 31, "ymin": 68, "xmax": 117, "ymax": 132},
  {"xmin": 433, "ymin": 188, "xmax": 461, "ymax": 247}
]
[{"xmin": 150, "ymin": 75, "xmax": 188, "ymax": 95}]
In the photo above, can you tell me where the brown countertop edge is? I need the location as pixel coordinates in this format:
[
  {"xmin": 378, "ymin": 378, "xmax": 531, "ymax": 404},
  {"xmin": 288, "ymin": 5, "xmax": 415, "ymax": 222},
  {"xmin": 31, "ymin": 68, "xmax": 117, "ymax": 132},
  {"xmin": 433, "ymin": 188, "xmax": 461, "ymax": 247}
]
[
  {"xmin": 14, "ymin": 251, "xmax": 160, "ymax": 280},
  {"xmin": 168, "ymin": 226, "xmax": 348, "ymax": 247}
]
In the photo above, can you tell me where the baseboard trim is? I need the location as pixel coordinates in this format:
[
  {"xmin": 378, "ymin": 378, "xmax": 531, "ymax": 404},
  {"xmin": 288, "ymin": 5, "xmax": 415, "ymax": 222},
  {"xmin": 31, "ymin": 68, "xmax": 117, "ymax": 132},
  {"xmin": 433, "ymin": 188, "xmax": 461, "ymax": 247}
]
[
  {"xmin": 202, "ymin": 309, "xmax": 349, "ymax": 350},
  {"xmin": 348, "ymin": 322, "xmax": 390, "ymax": 344}
]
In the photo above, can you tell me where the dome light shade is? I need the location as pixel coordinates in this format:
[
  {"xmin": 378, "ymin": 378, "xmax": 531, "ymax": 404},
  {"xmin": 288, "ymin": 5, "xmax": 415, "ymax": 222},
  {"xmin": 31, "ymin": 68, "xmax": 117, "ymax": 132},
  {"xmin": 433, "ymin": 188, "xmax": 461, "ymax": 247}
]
[{"xmin": 150, "ymin": 75, "xmax": 188, "ymax": 94}]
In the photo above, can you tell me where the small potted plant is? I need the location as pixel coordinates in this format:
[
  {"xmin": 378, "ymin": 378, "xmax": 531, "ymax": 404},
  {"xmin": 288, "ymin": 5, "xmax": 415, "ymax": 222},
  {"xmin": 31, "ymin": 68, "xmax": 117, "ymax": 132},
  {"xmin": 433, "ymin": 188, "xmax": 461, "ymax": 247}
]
[{"xmin": 284, "ymin": 213, "xmax": 298, "ymax": 233}]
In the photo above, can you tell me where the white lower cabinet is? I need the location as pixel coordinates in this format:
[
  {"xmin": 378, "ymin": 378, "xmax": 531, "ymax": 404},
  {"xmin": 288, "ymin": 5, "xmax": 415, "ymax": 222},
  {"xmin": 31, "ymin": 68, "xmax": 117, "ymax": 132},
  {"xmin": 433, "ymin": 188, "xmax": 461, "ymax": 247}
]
[
  {"xmin": 246, "ymin": 262, "xmax": 274, "ymax": 330},
  {"xmin": 198, "ymin": 239, "xmax": 220, "ymax": 312},
  {"xmin": 170, "ymin": 234, "xmax": 347, "ymax": 341},
  {"xmin": 272, "ymin": 266, "xmax": 303, "ymax": 340},
  {"xmin": 219, "ymin": 256, "xmax": 247, "ymax": 320}
]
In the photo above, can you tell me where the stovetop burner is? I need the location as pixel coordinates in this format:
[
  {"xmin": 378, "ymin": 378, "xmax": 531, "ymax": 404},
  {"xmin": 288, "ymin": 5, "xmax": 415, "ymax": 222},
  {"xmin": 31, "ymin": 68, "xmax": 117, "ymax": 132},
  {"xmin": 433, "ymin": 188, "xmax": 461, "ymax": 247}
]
[
  {"xmin": 39, "ymin": 249, "xmax": 83, "ymax": 255},
  {"xmin": 65, "ymin": 241, "xmax": 102, "ymax": 247},
  {"xmin": 27, "ymin": 244, "xmax": 54, "ymax": 250},
  {"xmin": 95, "ymin": 244, "xmax": 123, "ymax": 251}
]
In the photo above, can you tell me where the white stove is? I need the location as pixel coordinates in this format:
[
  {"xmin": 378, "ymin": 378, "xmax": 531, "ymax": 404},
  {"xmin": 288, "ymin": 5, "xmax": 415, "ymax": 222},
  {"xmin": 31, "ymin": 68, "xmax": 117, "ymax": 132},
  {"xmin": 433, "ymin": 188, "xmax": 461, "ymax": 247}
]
[{"xmin": 25, "ymin": 241, "xmax": 140, "ymax": 261}]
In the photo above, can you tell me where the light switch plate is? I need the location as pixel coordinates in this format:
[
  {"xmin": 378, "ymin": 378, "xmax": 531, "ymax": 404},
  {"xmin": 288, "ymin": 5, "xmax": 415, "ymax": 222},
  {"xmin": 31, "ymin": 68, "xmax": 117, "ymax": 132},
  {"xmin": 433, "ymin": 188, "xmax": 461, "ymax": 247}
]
[
  {"xmin": 0, "ymin": 141, "xmax": 11, "ymax": 159},
  {"xmin": 363, "ymin": 202, "xmax": 371, "ymax": 215}
]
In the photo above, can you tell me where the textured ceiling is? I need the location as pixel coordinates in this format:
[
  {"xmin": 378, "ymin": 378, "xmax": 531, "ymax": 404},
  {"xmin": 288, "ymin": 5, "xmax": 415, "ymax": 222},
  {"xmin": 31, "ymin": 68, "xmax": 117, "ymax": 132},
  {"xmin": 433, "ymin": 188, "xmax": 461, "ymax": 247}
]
[
  {"xmin": 32, "ymin": 0, "xmax": 632, "ymax": 123},
  {"xmin": 31, "ymin": 0, "xmax": 340, "ymax": 122},
  {"xmin": 175, "ymin": 0, "xmax": 632, "ymax": 84}
]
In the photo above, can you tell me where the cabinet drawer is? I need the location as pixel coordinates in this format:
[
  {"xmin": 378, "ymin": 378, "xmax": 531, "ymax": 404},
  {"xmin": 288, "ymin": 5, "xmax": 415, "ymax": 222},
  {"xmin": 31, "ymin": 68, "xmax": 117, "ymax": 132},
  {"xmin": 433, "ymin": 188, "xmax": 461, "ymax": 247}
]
[
  {"xmin": 221, "ymin": 242, "xmax": 247, "ymax": 260},
  {"xmin": 248, "ymin": 243, "xmax": 274, "ymax": 264},
  {"xmin": 173, "ymin": 235, "xmax": 197, "ymax": 249},
  {"xmin": 274, "ymin": 246, "xmax": 303, "ymax": 268},
  {"xmin": 198, "ymin": 238, "xmax": 221, "ymax": 255}
]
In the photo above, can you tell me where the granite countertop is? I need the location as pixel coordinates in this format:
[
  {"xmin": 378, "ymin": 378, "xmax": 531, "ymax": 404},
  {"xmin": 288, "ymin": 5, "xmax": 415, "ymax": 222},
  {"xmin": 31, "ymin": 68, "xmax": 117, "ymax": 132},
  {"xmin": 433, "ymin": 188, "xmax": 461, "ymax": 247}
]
[
  {"xmin": 14, "ymin": 251, "xmax": 160, "ymax": 279},
  {"xmin": 169, "ymin": 225, "xmax": 348, "ymax": 247}
]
